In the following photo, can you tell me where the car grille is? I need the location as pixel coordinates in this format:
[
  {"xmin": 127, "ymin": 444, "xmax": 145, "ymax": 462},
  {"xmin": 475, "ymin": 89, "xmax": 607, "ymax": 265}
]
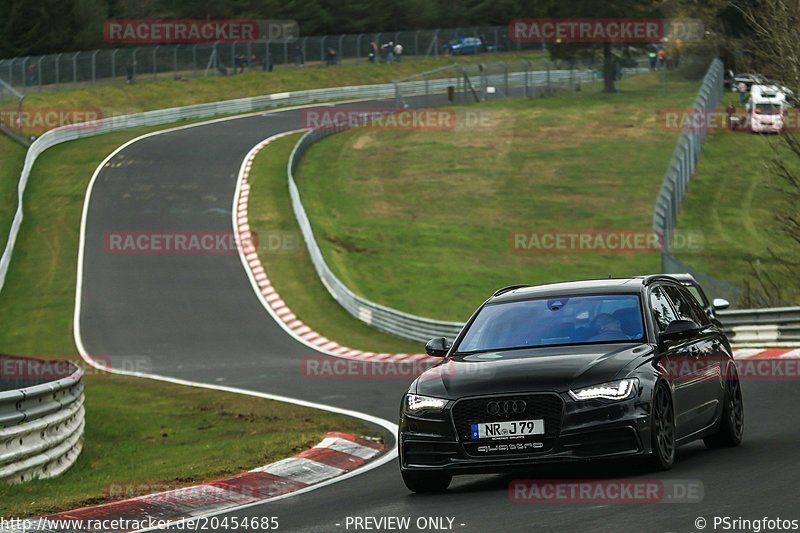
[{"xmin": 451, "ymin": 393, "xmax": 564, "ymax": 456}]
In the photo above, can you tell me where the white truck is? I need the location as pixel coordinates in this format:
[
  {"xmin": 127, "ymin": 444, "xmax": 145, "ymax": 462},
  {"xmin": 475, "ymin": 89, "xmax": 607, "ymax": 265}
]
[{"xmin": 745, "ymin": 84, "xmax": 787, "ymax": 133}]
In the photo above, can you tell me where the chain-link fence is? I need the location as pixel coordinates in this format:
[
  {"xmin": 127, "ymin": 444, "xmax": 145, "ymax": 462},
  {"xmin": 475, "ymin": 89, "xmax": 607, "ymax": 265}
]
[
  {"xmin": 393, "ymin": 58, "xmax": 650, "ymax": 107},
  {"xmin": 0, "ymin": 78, "xmax": 25, "ymax": 144},
  {"xmin": 0, "ymin": 26, "xmax": 545, "ymax": 91}
]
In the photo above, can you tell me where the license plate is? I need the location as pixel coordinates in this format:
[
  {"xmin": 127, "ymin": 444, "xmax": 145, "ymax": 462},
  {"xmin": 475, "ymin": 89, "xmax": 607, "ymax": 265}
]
[{"xmin": 470, "ymin": 419, "xmax": 544, "ymax": 439}]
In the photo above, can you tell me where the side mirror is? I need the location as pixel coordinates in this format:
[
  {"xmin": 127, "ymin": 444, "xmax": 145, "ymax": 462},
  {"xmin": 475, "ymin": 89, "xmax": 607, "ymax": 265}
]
[
  {"xmin": 713, "ymin": 298, "xmax": 730, "ymax": 311},
  {"xmin": 425, "ymin": 337, "xmax": 451, "ymax": 357},
  {"xmin": 660, "ymin": 319, "xmax": 701, "ymax": 345}
]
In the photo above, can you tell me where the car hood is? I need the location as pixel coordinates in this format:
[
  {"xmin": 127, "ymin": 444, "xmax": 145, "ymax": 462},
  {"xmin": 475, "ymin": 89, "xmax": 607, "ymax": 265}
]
[{"xmin": 413, "ymin": 343, "xmax": 651, "ymax": 399}]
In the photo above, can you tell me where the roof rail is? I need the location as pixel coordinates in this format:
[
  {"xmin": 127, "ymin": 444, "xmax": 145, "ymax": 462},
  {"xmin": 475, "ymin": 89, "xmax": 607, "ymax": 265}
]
[
  {"xmin": 642, "ymin": 274, "xmax": 680, "ymax": 286},
  {"xmin": 492, "ymin": 285, "xmax": 530, "ymax": 297}
]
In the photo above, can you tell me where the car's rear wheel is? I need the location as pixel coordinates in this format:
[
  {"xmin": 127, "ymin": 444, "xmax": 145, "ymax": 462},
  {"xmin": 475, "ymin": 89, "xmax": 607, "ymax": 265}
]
[
  {"xmin": 649, "ymin": 382, "xmax": 675, "ymax": 470},
  {"xmin": 401, "ymin": 470, "xmax": 452, "ymax": 493},
  {"xmin": 704, "ymin": 365, "xmax": 744, "ymax": 448}
]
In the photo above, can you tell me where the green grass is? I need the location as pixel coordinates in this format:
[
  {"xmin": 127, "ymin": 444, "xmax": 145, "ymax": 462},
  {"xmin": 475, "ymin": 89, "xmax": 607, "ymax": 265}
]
[
  {"xmin": 0, "ymin": 374, "xmax": 371, "ymax": 518},
  {"xmin": 0, "ymin": 135, "xmax": 26, "ymax": 253},
  {"xmin": 0, "ymin": 126, "xmax": 375, "ymax": 518},
  {"xmin": 21, "ymin": 52, "xmax": 547, "ymax": 119},
  {"xmin": 673, "ymin": 93, "xmax": 800, "ymax": 304},
  {"xmin": 247, "ymin": 134, "xmax": 420, "ymax": 353},
  {"xmin": 293, "ymin": 72, "xmax": 705, "ymax": 321}
]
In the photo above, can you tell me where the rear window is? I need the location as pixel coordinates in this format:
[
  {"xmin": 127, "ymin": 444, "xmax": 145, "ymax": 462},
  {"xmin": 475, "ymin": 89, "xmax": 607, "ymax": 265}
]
[
  {"xmin": 754, "ymin": 103, "xmax": 780, "ymax": 115},
  {"xmin": 457, "ymin": 294, "xmax": 645, "ymax": 353}
]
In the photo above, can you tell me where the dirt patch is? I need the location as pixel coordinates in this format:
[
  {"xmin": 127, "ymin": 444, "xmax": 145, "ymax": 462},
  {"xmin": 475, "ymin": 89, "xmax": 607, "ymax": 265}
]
[{"xmin": 351, "ymin": 134, "xmax": 375, "ymax": 150}]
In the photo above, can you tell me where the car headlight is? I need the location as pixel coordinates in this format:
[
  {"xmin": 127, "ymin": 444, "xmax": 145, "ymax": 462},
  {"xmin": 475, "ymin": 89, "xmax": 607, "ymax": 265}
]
[
  {"xmin": 404, "ymin": 394, "xmax": 448, "ymax": 414},
  {"xmin": 568, "ymin": 379, "xmax": 639, "ymax": 401}
]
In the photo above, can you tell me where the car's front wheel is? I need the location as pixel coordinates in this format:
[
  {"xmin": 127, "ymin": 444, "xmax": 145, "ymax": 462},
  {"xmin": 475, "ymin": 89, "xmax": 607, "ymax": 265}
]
[
  {"xmin": 704, "ymin": 365, "xmax": 744, "ymax": 448},
  {"xmin": 649, "ymin": 382, "xmax": 676, "ymax": 470},
  {"xmin": 401, "ymin": 469, "xmax": 452, "ymax": 493}
]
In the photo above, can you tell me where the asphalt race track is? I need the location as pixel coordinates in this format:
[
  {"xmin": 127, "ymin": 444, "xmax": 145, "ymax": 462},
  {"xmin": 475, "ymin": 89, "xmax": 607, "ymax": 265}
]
[{"xmin": 77, "ymin": 103, "xmax": 800, "ymax": 532}]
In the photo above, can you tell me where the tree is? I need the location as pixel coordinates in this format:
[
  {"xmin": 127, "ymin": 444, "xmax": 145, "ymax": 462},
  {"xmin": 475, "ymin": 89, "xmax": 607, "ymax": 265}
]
[{"xmin": 535, "ymin": 0, "xmax": 668, "ymax": 93}]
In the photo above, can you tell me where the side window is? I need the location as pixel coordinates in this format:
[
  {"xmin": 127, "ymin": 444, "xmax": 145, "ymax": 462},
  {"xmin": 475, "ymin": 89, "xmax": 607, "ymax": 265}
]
[
  {"xmin": 649, "ymin": 286, "xmax": 678, "ymax": 332},
  {"xmin": 663, "ymin": 285, "xmax": 707, "ymax": 326},
  {"xmin": 665, "ymin": 287, "xmax": 711, "ymax": 326}
]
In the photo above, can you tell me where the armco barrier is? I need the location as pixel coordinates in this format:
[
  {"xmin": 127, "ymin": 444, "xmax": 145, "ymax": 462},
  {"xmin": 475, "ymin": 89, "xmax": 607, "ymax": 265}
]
[
  {"xmin": 0, "ymin": 63, "xmax": 594, "ymax": 294},
  {"xmin": 719, "ymin": 307, "xmax": 800, "ymax": 346},
  {"xmin": 0, "ymin": 355, "xmax": 85, "ymax": 484}
]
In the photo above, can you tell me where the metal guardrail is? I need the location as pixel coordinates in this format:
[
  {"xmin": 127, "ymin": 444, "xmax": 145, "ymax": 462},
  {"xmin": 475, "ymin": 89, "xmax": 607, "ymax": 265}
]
[
  {"xmin": 0, "ymin": 355, "xmax": 85, "ymax": 484},
  {"xmin": 0, "ymin": 63, "xmax": 592, "ymax": 294},
  {"xmin": 719, "ymin": 307, "xmax": 800, "ymax": 346}
]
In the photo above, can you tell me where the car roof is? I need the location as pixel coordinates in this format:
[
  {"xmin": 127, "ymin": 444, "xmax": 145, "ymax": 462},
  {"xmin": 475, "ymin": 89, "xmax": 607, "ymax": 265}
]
[
  {"xmin": 489, "ymin": 275, "xmax": 694, "ymax": 303},
  {"xmin": 490, "ymin": 278, "xmax": 645, "ymax": 303}
]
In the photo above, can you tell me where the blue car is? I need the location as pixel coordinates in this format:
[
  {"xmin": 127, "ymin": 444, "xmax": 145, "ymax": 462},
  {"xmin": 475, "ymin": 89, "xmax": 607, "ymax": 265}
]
[{"xmin": 443, "ymin": 37, "xmax": 486, "ymax": 56}]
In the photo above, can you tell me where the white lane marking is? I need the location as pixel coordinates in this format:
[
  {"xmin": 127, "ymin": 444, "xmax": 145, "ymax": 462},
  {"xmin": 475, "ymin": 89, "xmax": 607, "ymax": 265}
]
[{"xmin": 72, "ymin": 114, "xmax": 399, "ymax": 532}]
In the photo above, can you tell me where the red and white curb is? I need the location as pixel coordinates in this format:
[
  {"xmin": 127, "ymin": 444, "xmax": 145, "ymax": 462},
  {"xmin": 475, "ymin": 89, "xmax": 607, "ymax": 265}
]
[
  {"xmin": 732, "ymin": 348, "xmax": 800, "ymax": 359},
  {"xmin": 23, "ymin": 433, "xmax": 383, "ymax": 532},
  {"xmin": 234, "ymin": 132, "xmax": 432, "ymax": 365}
]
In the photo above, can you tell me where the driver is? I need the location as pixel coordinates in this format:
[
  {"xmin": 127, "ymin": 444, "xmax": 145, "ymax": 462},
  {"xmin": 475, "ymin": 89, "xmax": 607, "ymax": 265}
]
[{"xmin": 589, "ymin": 313, "xmax": 626, "ymax": 341}]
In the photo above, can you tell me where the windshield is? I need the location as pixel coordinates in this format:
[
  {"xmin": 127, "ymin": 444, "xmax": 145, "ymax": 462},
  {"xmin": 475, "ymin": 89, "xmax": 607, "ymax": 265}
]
[
  {"xmin": 457, "ymin": 294, "xmax": 645, "ymax": 353},
  {"xmin": 754, "ymin": 103, "xmax": 781, "ymax": 115}
]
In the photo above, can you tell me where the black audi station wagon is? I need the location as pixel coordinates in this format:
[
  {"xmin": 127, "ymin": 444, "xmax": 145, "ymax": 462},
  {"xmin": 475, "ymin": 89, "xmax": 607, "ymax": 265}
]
[{"xmin": 398, "ymin": 276, "xmax": 743, "ymax": 492}]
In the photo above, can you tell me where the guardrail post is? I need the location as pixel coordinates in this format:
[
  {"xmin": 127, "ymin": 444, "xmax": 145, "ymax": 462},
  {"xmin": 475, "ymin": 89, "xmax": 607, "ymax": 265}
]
[
  {"xmin": 152, "ymin": 46, "xmax": 159, "ymax": 79},
  {"xmin": 111, "ymin": 48, "xmax": 118, "ymax": 79},
  {"xmin": 72, "ymin": 52, "xmax": 78, "ymax": 84},
  {"xmin": 356, "ymin": 34, "xmax": 363, "ymax": 59},
  {"xmin": 91, "ymin": 50, "xmax": 98, "ymax": 84}
]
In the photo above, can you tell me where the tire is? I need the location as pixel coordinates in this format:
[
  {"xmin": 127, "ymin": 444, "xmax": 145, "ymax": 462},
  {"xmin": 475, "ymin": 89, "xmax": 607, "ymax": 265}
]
[
  {"xmin": 401, "ymin": 469, "xmax": 452, "ymax": 493},
  {"xmin": 704, "ymin": 365, "xmax": 744, "ymax": 448},
  {"xmin": 648, "ymin": 382, "xmax": 676, "ymax": 471}
]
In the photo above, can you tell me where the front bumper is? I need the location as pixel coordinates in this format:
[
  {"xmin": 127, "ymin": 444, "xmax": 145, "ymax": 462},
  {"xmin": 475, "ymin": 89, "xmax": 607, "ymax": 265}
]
[{"xmin": 399, "ymin": 391, "xmax": 652, "ymax": 474}]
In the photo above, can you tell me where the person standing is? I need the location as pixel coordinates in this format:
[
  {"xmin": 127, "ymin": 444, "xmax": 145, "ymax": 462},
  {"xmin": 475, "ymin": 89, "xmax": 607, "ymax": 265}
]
[
  {"xmin": 657, "ymin": 48, "xmax": 666, "ymax": 70},
  {"xmin": 369, "ymin": 41, "xmax": 378, "ymax": 63},
  {"xmin": 393, "ymin": 42, "xmax": 403, "ymax": 62},
  {"xmin": 738, "ymin": 81, "xmax": 748, "ymax": 105}
]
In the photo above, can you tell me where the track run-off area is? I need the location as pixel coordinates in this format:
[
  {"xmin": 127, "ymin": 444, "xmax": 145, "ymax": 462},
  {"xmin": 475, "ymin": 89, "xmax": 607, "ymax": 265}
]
[{"xmin": 74, "ymin": 102, "xmax": 800, "ymax": 533}]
